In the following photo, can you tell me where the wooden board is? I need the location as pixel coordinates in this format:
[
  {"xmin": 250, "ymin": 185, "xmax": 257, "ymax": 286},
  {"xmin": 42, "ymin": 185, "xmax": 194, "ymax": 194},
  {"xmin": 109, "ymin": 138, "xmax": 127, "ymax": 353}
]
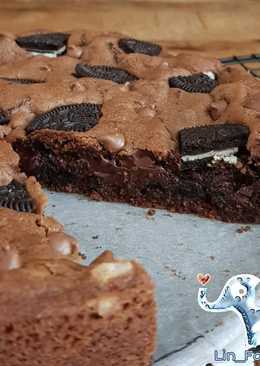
[{"xmin": 0, "ymin": 0, "xmax": 259, "ymax": 57}]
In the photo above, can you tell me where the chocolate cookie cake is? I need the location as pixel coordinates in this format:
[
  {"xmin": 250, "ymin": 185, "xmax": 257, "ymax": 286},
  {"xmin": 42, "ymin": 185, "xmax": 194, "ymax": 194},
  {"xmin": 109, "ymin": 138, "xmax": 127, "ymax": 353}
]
[
  {"xmin": 0, "ymin": 30, "xmax": 259, "ymax": 222},
  {"xmin": 0, "ymin": 209, "xmax": 156, "ymax": 366}
]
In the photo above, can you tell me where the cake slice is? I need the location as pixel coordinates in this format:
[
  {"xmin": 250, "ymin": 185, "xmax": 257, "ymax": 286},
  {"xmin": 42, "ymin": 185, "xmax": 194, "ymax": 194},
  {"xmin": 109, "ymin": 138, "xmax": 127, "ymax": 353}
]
[
  {"xmin": 0, "ymin": 209, "xmax": 156, "ymax": 366},
  {"xmin": 0, "ymin": 140, "xmax": 47, "ymax": 213}
]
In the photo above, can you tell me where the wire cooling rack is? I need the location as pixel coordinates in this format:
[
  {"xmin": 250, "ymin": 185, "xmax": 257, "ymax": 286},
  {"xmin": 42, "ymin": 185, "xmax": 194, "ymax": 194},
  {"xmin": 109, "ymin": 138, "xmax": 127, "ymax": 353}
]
[{"xmin": 220, "ymin": 54, "xmax": 260, "ymax": 77}]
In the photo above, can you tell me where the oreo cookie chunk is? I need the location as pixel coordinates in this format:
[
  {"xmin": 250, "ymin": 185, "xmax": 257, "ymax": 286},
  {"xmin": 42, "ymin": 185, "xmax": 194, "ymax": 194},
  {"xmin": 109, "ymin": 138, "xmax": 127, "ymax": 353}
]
[
  {"xmin": 0, "ymin": 110, "xmax": 9, "ymax": 125},
  {"xmin": 0, "ymin": 77, "xmax": 45, "ymax": 84},
  {"xmin": 0, "ymin": 180, "xmax": 34, "ymax": 212},
  {"xmin": 118, "ymin": 38, "xmax": 161, "ymax": 56},
  {"xmin": 26, "ymin": 103, "xmax": 102, "ymax": 134},
  {"xmin": 75, "ymin": 64, "xmax": 139, "ymax": 84},
  {"xmin": 179, "ymin": 123, "xmax": 249, "ymax": 162},
  {"xmin": 169, "ymin": 73, "xmax": 217, "ymax": 93},
  {"xmin": 16, "ymin": 32, "xmax": 69, "ymax": 57}
]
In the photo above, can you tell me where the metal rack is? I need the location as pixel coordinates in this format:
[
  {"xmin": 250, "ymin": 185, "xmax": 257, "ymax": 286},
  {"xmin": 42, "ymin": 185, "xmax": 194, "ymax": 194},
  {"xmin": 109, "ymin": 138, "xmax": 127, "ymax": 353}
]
[{"xmin": 220, "ymin": 54, "xmax": 260, "ymax": 77}]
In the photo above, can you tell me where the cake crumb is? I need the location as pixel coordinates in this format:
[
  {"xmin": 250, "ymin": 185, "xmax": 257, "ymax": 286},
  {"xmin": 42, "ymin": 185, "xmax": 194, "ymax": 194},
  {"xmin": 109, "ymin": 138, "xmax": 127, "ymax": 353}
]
[
  {"xmin": 162, "ymin": 213, "xmax": 172, "ymax": 217},
  {"xmin": 145, "ymin": 208, "xmax": 156, "ymax": 218},
  {"xmin": 92, "ymin": 235, "xmax": 99, "ymax": 240},
  {"xmin": 223, "ymin": 269, "xmax": 230, "ymax": 273},
  {"xmin": 79, "ymin": 252, "xmax": 87, "ymax": 260},
  {"xmin": 164, "ymin": 265, "xmax": 186, "ymax": 280},
  {"xmin": 236, "ymin": 225, "xmax": 251, "ymax": 234}
]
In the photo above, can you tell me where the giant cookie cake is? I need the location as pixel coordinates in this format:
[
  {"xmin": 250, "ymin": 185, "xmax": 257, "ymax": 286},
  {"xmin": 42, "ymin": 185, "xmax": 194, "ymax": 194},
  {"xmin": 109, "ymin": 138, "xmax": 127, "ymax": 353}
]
[
  {"xmin": 0, "ymin": 30, "xmax": 259, "ymax": 222},
  {"xmin": 0, "ymin": 28, "xmax": 259, "ymax": 365}
]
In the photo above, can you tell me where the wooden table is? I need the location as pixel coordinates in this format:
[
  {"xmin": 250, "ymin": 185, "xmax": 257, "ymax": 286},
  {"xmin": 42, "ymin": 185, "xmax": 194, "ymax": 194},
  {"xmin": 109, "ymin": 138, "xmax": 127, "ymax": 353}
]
[{"xmin": 0, "ymin": 0, "xmax": 260, "ymax": 57}]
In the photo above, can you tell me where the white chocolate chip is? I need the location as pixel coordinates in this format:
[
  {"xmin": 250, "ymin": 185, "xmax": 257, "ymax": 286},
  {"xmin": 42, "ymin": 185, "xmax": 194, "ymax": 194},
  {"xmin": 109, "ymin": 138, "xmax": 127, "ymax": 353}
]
[
  {"xmin": 203, "ymin": 71, "xmax": 216, "ymax": 80},
  {"xmin": 97, "ymin": 296, "xmax": 121, "ymax": 317},
  {"xmin": 91, "ymin": 261, "xmax": 133, "ymax": 285},
  {"xmin": 7, "ymin": 251, "xmax": 21, "ymax": 270},
  {"xmin": 0, "ymin": 245, "xmax": 21, "ymax": 271},
  {"xmin": 47, "ymin": 232, "xmax": 79, "ymax": 256},
  {"xmin": 87, "ymin": 295, "xmax": 121, "ymax": 317}
]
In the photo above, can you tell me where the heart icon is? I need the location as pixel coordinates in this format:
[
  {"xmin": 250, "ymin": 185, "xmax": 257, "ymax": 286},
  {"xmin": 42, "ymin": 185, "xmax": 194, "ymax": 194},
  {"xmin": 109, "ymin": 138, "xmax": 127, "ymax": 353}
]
[{"xmin": 197, "ymin": 273, "xmax": 211, "ymax": 286}]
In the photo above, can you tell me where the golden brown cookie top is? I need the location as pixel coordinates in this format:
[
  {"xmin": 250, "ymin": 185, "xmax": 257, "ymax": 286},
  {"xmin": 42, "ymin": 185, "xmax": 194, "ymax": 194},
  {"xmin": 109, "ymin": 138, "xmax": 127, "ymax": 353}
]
[{"xmin": 0, "ymin": 30, "xmax": 259, "ymax": 160}]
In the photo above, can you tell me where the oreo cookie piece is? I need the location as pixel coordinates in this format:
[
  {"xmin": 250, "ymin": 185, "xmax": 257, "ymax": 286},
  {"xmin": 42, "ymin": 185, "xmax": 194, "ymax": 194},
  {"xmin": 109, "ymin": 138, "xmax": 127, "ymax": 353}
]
[
  {"xmin": 179, "ymin": 123, "xmax": 249, "ymax": 161},
  {"xmin": 0, "ymin": 180, "xmax": 34, "ymax": 212},
  {"xmin": 75, "ymin": 64, "xmax": 139, "ymax": 84},
  {"xmin": 16, "ymin": 32, "xmax": 69, "ymax": 57},
  {"xmin": 0, "ymin": 110, "xmax": 9, "ymax": 125},
  {"xmin": 118, "ymin": 38, "xmax": 161, "ymax": 56},
  {"xmin": 0, "ymin": 77, "xmax": 45, "ymax": 84},
  {"xmin": 169, "ymin": 73, "xmax": 217, "ymax": 93},
  {"xmin": 26, "ymin": 103, "xmax": 102, "ymax": 134}
]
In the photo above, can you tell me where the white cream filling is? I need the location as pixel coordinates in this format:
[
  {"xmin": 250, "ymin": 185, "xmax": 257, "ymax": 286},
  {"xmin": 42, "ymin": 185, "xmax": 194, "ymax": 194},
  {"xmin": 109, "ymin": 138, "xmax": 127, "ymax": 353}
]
[
  {"xmin": 31, "ymin": 45, "xmax": 66, "ymax": 58},
  {"xmin": 182, "ymin": 147, "xmax": 238, "ymax": 165},
  {"xmin": 203, "ymin": 71, "xmax": 216, "ymax": 80},
  {"xmin": 213, "ymin": 150, "xmax": 238, "ymax": 165}
]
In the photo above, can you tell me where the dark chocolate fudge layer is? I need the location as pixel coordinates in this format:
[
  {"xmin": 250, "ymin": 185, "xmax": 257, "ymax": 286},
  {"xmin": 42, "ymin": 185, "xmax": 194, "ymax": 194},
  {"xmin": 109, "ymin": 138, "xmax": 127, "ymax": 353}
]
[
  {"xmin": 0, "ymin": 212, "xmax": 156, "ymax": 366},
  {"xmin": 0, "ymin": 30, "xmax": 259, "ymax": 222}
]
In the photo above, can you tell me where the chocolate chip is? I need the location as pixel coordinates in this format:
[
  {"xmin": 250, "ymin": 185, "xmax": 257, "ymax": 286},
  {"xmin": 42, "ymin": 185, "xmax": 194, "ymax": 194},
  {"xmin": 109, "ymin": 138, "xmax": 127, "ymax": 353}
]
[
  {"xmin": 209, "ymin": 100, "xmax": 228, "ymax": 120},
  {"xmin": 118, "ymin": 38, "xmax": 161, "ymax": 56},
  {"xmin": 75, "ymin": 64, "xmax": 138, "ymax": 84},
  {"xmin": 169, "ymin": 73, "xmax": 217, "ymax": 93},
  {"xmin": 98, "ymin": 133, "xmax": 126, "ymax": 153},
  {"xmin": 179, "ymin": 123, "xmax": 250, "ymax": 156},
  {"xmin": 0, "ymin": 180, "xmax": 34, "ymax": 212},
  {"xmin": 16, "ymin": 32, "xmax": 69, "ymax": 55},
  {"xmin": 0, "ymin": 77, "xmax": 45, "ymax": 84},
  {"xmin": 0, "ymin": 110, "xmax": 9, "ymax": 125},
  {"xmin": 26, "ymin": 103, "xmax": 102, "ymax": 133}
]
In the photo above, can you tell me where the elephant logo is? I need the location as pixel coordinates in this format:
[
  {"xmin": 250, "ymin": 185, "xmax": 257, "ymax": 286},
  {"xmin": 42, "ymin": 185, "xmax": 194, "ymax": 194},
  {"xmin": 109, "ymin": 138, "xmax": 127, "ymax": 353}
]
[{"xmin": 198, "ymin": 274, "xmax": 260, "ymax": 348}]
